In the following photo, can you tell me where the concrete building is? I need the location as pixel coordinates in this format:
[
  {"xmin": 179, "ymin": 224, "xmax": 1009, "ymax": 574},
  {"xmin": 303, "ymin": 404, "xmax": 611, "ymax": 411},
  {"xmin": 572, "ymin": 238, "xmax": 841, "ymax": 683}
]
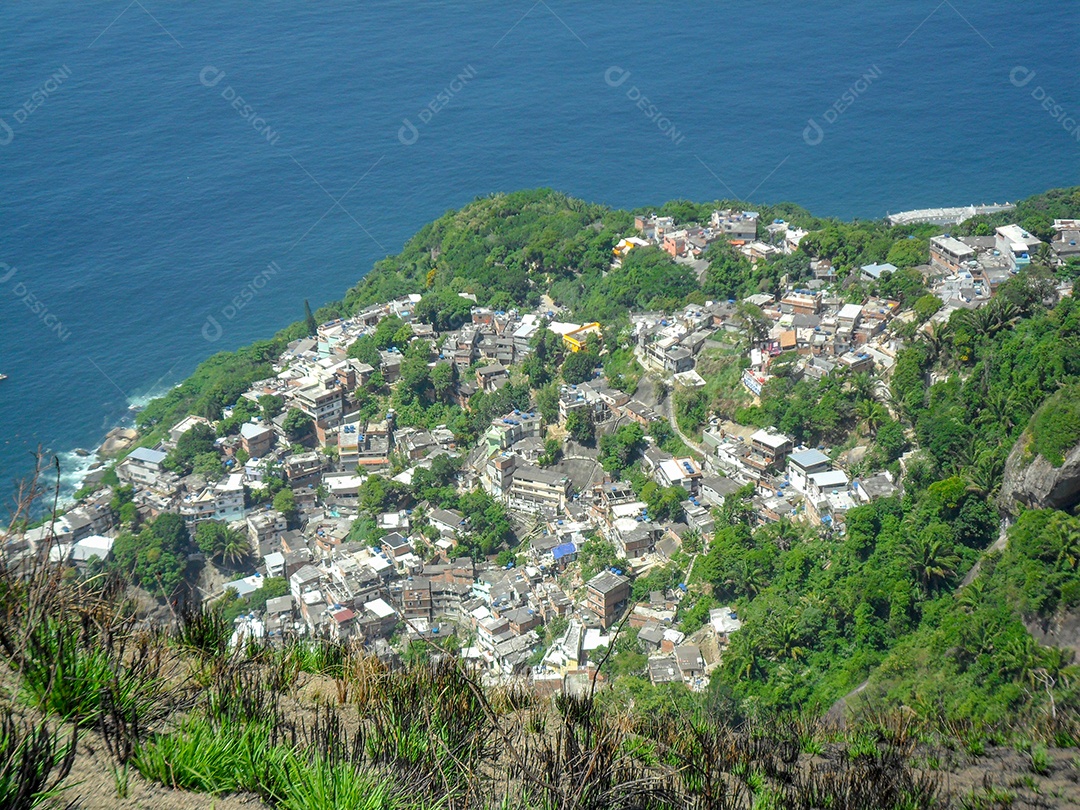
[
  {"xmin": 585, "ymin": 570, "xmax": 631, "ymax": 629},
  {"xmin": 994, "ymin": 225, "xmax": 1042, "ymax": 271},
  {"xmin": 929, "ymin": 235, "xmax": 976, "ymax": 273}
]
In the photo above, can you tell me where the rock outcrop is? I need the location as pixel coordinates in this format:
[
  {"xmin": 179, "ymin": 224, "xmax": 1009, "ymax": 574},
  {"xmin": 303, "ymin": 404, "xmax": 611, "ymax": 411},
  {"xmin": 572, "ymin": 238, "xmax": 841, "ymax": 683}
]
[{"xmin": 999, "ymin": 434, "xmax": 1080, "ymax": 514}]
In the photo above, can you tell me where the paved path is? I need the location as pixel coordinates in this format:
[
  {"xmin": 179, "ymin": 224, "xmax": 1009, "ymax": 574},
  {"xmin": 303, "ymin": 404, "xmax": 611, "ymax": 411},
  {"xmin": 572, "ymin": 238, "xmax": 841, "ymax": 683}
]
[{"xmin": 659, "ymin": 385, "xmax": 708, "ymax": 459}]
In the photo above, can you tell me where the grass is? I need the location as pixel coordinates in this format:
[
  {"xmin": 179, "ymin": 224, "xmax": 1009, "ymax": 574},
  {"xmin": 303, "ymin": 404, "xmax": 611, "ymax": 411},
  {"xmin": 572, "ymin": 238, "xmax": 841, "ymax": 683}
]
[
  {"xmin": 0, "ymin": 714, "xmax": 77, "ymax": 810},
  {"xmin": 17, "ymin": 615, "xmax": 165, "ymax": 727}
]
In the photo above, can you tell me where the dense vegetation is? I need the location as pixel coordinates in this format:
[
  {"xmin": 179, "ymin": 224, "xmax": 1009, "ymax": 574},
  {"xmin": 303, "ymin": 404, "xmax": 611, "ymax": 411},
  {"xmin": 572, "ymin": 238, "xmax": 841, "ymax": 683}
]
[{"xmin": 41, "ymin": 185, "xmax": 1080, "ymax": 805}]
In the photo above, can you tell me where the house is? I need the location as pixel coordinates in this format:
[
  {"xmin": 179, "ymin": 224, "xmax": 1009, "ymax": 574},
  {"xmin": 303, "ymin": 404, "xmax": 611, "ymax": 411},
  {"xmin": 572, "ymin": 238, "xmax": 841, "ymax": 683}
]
[
  {"xmin": 647, "ymin": 656, "xmax": 682, "ymax": 685},
  {"xmin": 711, "ymin": 209, "xmax": 759, "ymax": 241},
  {"xmin": 807, "ymin": 470, "xmax": 850, "ymax": 501},
  {"xmin": 117, "ymin": 447, "xmax": 168, "ymax": 487},
  {"xmin": 289, "ymin": 564, "xmax": 322, "ymax": 601},
  {"xmin": 860, "ymin": 262, "xmax": 897, "ymax": 282},
  {"xmin": 476, "ymin": 364, "xmax": 509, "ymax": 392},
  {"xmin": 240, "ymin": 422, "xmax": 275, "ymax": 458},
  {"xmin": 508, "ymin": 464, "xmax": 570, "ymax": 514},
  {"xmin": 638, "ymin": 622, "xmax": 666, "ymax": 653},
  {"xmin": 563, "ymin": 323, "xmax": 602, "ymax": 353},
  {"xmin": 656, "ymin": 457, "xmax": 703, "ymax": 492},
  {"xmin": 169, "ymin": 415, "xmax": 211, "ymax": 444},
  {"xmin": 675, "ymin": 644, "xmax": 705, "ymax": 681},
  {"xmin": 551, "ymin": 541, "xmax": 578, "ymax": 569},
  {"xmin": 585, "ymin": 570, "xmax": 631, "ymax": 629},
  {"xmin": 429, "ymin": 508, "xmax": 466, "ymax": 538},
  {"xmin": 747, "ymin": 429, "xmax": 793, "ymax": 473},
  {"xmin": 930, "ymin": 235, "xmax": 976, "ymax": 273},
  {"xmin": 247, "ymin": 510, "xmax": 287, "ymax": 548},
  {"xmin": 700, "ymin": 475, "xmax": 741, "ymax": 507},
  {"xmin": 786, "ymin": 449, "xmax": 831, "ymax": 493},
  {"xmin": 994, "ymin": 224, "xmax": 1042, "ymax": 271},
  {"xmin": 836, "ymin": 303, "xmax": 863, "ymax": 334}
]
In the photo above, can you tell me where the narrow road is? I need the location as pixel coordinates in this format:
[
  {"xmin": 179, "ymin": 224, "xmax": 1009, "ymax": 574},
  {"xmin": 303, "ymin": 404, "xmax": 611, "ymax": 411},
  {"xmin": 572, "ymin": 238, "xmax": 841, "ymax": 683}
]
[{"xmin": 660, "ymin": 386, "xmax": 708, "ymax": 460}]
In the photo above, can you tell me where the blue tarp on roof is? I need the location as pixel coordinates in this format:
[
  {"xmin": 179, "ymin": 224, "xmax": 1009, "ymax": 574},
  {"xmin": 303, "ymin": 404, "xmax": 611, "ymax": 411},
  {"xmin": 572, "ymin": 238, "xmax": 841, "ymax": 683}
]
[{"xmin": 552, "ymin": 542, "xmax": 577, "ymax": 560}]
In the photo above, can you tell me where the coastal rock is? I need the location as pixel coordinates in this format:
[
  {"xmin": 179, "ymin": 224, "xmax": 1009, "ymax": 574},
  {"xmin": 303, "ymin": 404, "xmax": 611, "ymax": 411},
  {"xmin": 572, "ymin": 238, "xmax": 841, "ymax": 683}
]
[
  {"xmin": 98, "ymin": 427, "xmax": 138, "ymax": 458},
  {"xmin": 999, "ymin": 434, "xmax": 1080, "ymax": 514}
]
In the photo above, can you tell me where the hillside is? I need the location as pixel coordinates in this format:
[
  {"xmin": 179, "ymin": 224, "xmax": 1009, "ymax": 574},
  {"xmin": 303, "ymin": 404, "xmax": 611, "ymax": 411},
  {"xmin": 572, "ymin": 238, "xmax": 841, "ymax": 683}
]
[{"xmin": 8, "ymin": 184, "xmax": 1080, "ymax": 809}]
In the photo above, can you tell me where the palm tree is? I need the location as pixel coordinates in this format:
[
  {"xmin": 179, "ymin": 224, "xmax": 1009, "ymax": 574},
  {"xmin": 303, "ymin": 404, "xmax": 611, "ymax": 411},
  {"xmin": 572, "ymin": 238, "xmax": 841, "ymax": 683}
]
[
  {"xmin": 850, "ymin": 371, "xmax": 877, "ymax": 404},
  {"xmin": 920, "ymin": 322, "xmax": 951, "ymax": 365},
  {"xmin": 904, "ymin": 532, "xmax": 960, "ymax": 594},
  {"xmin": 855, "ymin": 399, "xmax": 887, "ymax": 437},
  {"xmin": 1032, "ymin": 242, "xmax": 1056, "ymax": 272},
  {"xmin": 955, "ymin": 578, "xmax": 985, "ymax": 613},
  {"xmin": 1052, "ymin": 516, "xmax": 1080, "ymax": 572},
  {"xmin": 965, "ymin": 453, "xmax": 1003, "ymax": 499},
  {"xmin": 221, "ymin": 528, "xmax": 250, "ymax": 566},
  {"xmin": 765, "ymin": 615, "xmax": 807, "ymax": 662}
]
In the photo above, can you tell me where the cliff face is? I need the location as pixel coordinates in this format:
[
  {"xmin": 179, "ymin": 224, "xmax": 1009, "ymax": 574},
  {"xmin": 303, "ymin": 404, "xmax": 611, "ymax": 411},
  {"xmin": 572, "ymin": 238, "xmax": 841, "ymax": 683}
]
[{"xmin": 999, "ymin": 435, "xmax": 1080, "ymax": 513}]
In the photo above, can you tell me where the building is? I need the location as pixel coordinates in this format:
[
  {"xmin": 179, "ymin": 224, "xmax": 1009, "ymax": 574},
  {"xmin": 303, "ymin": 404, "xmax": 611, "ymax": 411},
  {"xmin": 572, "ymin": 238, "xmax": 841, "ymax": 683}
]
[
  {"xmin": 476, "ymin": 364, "xmax": 509, "ymax": 392},
  {"xmin": 786, "ymin": 449, "xmax": 831, "ymax": 493},
  {"xmin": 585, "ymin": 570, "xmax": 631, "ymax": 629},
  {"xmin": 507, "ymin": 464, "xmax": 570, "ymax": 514},
  {"xmin": 293, "ymin": 380, "xmax": 347, "ymax": 427},
  {"xmin": 711, "ymin": 209, "xmax": 759, "ymax": 241},
  {"xmin": 929, "ymin": 235, "xmax": 976, "ymax": 273},
  {"xmin": 562, "ymin": 322, "xmax": 601, "ymax": 353},
  {"xmin": 248, "ymin": 510, "xmax": 287, "ymax": 549},
  {"xmin": 860, "ymin": 262, "xmax": 897, "ymax": 282},
  {"xmin": 994, "ymin": 224, "xmax": 1042, "ymax": 271},
  {"xmin": 656, "ymin": 457, "xmax": 703, "ymax": 492},
  {"xmin": 169, "ymin": 415, "xmax": 211, "ymax": 444},
  {"xmin": 675, "ymin": 644, "xmax": 705, "ymax": 681},
  {"xmin": 117, "ymin": 447, "xmax": 168, "ymax": 487},
  {"xmin": 239, "ymin": 422, "xmax": 275, "ymax": 458},
  {"xmin": 747, "ymin": 429, "xmax": 793, "ymax": 473}
]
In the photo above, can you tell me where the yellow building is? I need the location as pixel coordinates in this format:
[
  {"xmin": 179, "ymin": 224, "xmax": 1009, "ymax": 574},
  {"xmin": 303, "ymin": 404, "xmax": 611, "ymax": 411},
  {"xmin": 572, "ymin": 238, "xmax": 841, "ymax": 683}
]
[{"xmin": 563, "ymin": 322, "xmax": 602, "ymax": 352}]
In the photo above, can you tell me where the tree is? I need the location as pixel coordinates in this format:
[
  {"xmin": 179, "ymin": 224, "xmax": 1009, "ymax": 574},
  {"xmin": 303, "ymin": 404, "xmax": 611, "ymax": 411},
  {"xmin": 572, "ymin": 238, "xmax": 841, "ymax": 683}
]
[
  {"xmin": 562, "ymin": 351, "xmax": 599, "ymax": 386},
  {"xmin": 258, "ymin": 394, "xmax": 285, "ymax": 422},
  {"xmin": 192, "ymin": 451, "xmax": 224, "ymax": 481},
  {"xmin": 195, "ymin": 520, "xmax": 250, "ymax": 565},
  {"xmin": 347, "ymin": 334, "xmax": 381, "ymax": 367},
  {"xmin": 430, "ymin": 362, "xmax": 456, "ymax": 403},
  {"xmin": 598, "ymin": 423, "xmax": 645, "ymax": 473},
  {"xmin": 536, "ymin": 382, "xmax": 560, "ymax": 425},
  {"xmin": 885, "ymin": 237, "xmax": 928, "ymax": 270},
  {"xmin": 564, "ymin": 409, "xmax": 595, "ymax": 445},
  {"xmin": 282, "ymin": 408, "xmax": 314, "ymax": 442},
  {"xmin": 538, "ymin": 437, "xmax": 563, "ymax": 467},
  {"xmin": 904, "ymin": 527, "xmax": 960, "ymax": 594},
  {"xmin": 304, "ymin": 299, "xmax": 318, "ymax": 335},
  {"xmin": 111, "ymin": 513, "xmax": 194, "ymax": 597},
  {"xmin": 855, "ymin": 399, "xmax": 887, "ymax": 437},
  {"xmin": 166, "ymin": 423, "xmax": 217, "ymax": 474},
  {"xmin": 273, "ymin": 488, "xmax": 299, "ymax": 529}
]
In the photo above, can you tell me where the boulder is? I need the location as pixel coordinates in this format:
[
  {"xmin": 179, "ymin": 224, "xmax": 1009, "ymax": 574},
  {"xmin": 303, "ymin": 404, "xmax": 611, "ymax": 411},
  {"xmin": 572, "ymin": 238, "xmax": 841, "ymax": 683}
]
[{"xmin": 999, "ymin": 434, "xmax": 1080, "ymax": 514}]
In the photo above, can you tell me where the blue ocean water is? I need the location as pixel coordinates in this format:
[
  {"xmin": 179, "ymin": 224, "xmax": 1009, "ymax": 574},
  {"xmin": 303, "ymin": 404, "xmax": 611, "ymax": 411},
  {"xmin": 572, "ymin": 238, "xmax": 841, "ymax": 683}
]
[{"xmin": 0, "ymin": 1, "xmax": 1077, "ymax": 496}]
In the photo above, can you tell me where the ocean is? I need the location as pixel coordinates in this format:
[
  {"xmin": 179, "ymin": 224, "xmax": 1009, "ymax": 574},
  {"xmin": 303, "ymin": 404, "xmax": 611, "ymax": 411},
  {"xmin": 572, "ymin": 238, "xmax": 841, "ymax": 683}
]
[{"xmin": 0, "ymin": 1, "xmax": 1076, "ymax": 498}]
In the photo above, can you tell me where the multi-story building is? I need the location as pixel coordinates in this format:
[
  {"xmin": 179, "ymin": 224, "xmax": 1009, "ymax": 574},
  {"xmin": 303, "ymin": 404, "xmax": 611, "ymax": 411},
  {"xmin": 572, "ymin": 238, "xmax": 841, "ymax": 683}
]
[
  {"xmin": 929, "ymin": 235, "xmax": 976, "ymax": 273},
  {"xmin": 585, "ymin": 570, "xmax": 631, "ymax": 629},
  {"xmin": 507, "ymin": 464, "xmax": 570, "ymax": 514},
  {"xmin": 994, "ymin": 224, "xmax": 1042, "ymax": 271}
]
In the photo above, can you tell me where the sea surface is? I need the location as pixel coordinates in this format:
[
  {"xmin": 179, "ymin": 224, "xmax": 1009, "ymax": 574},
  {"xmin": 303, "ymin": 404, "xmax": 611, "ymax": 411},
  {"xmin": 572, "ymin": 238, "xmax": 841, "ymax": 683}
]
[{"xmin": 0, "ymin": 1, "xmax": 1077, "ymax": 498}]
